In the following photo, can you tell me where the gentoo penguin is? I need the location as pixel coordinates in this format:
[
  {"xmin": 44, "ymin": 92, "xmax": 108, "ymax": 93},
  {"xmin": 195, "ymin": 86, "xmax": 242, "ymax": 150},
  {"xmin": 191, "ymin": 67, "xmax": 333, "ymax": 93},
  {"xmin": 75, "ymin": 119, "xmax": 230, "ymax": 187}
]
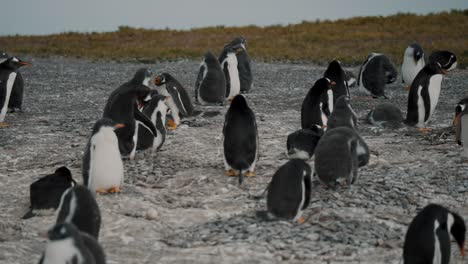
[
  {"xmin": 314, "ymin": 127, "xmax": 369, "ymax": 187},
  {"xmin": 367, "ymin": 103, "xmax": 404, "ymax": 128},
  {"xmin": 195, "ymin": 51, "xmax": 226, "ymax": 105},
  {"xmin": 428, "ymin": 50, "xmax": 458, "ymax": 72},
  {"xmin": 38, "ymin": 223, "xmax": 105, "ymax": 264},
  {"xmin": 226, "ymin": 37, "xmax": 253, "ymax": 93},
  {"xmin": 223, "ymin": 94, "xmax": 258, "ymax": 184},
  {"xmin": 83, "ymin": 118, "xmax": 125, "ymax": 194},
  {"xmin": 401, "ymin": 43, "xmax": 425, "ymax": 89},
  {"xmin": 219, "ymin": 43, "xmax": 243, "ymax": 100},
  {"xmin": 103, "ymin": 68, "xmax": 157, "ymax": 158},
  {"xmin": 404, "ymin": 58, "xmax": 455, "ymax": 131},
  {"xmin": 153, "ymin": 73, "xmax": 195, "ymax": 130},
  {"xmin": 56, "ymin": 185, "xmax": 101, "ymax": 239},
  {"xmin": 301, "ymin": 78, "xmax": 335, "ymax": 129},
  {"xmin": 323, "ymin": 60, "xmax": 350, "ymax": 114},
  {"xmin": 357, "ymin": 53, "xmax": 397, "ymax": 98},
  {"xmin": 344, "ymin": 70, "xmax": 356, "ymax": 88},
  {"xmin": 137, "ymin": 92, "xmax": 168, "ymax": 151},
  {"xmin": 403, "ymin": 204, "xmax": 466, "ymax": 264},
  {"xmin": 0, "ymin": 56, "xmax": 31, "ymax": 126},
  {"xmin": 286, "ymin": 126, "xmax": 323, "ymax": 160},
  {"xmin": 267, "ymin": 159, "xmax": 312, "ymax": 223},
  {"xmin": 454, "ymin": 98, "xmax": 468, "ymax": 157},
  {"xmin": 326, "ymin": 95, "xmax": 358, "ymax": 131},
  {"xmin": 23, "ymin": 167, "xmax": 76, "ymax": 219}
]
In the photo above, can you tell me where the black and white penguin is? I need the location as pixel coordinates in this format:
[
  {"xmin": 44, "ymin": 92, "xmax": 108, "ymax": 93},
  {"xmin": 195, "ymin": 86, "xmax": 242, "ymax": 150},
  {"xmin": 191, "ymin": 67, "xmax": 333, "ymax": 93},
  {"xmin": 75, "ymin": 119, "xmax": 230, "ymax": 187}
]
[
  {"xmin": 367, "ymin": 103, "xmax": 404, "ymax": 128},
  {"xmin": 223, "ymin": 94, "xmax": 258, "ymax": 184},
  {"xmin": 137, "ymin": 92, "xmax": 168, "ymax": 152},
  {"xmin": 323, "ymin": 60, "xmax": 350, "ymax": 113},
  {"xmin": 267, "ymin": 159, "xmax": 312, "ymax": 223},
  {"xmin": 154, "ymin": 73, "xmax": 195, "ymax": 130},
  {"xmin": 23, "ymin": 167, "xmax": 76, "ymax": 219},
  {"xmin": 83, "ymin": 118, "xmax": 125, "ymax": 194},
  {"xmin": 314, "ymin": 127, "xmax": 369, "ymax": 187},
  {"xmin": 404, "ymin": 56, "xmax": 455, "ymax": 131},
  {"xmin": 195, "ymin": 51, "xmax": 226, "ymax": 105},
  {"xmin": 103, "ymin": 68, "xmax": 157, "ymax": 159},
  {"xmin": 401, "ymin": 43, "xmax": 425, "ymax": 89},
  {"xmin": 428, "ymin": 50, "xmax": 458, "ymax": 72},
  {"xmin": 219, "ymin": 43, "xmax": 243, "ymax": 100},
  {"xmin": 38, "ymin": 223, "xmax": 105, "ymax": 264},
  {"xmin": 357, "ymin": 53, "xmax": 397, "ymax": 98},
  {"xmin": 0, "ymin": 56, "xmax": 31, "ymax": 126},
  {"xmin": 454, "ymin": 98, "xmax": 468, "ymax": 157},
  {"xmin": 301, "ymin": 78, "xmax": 335, "ymax": 129},
  {"xmin": 225, "ymin": 37, "xmax": 253, "ymax": 93},
  {"xmin": 326, "ymin": 95, "xmax": 358, "ymax": 131},
  {"xmin": 403, "ymin": 204, "xmax": 466, "ymax": 264},
  {"xmin": 56, "ymin": 185, "xmax": 101, "ymax": 239},
  {"xmin": 286, "ymin": 126, "xmax": 323, "ymax": 160}
]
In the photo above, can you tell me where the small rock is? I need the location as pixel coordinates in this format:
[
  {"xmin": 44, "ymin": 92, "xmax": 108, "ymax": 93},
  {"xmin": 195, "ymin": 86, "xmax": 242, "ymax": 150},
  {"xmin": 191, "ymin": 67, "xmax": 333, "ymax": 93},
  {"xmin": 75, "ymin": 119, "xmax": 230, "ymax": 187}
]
[{"xmin": 145, "ymin": 208, "xmax": 159, "ymax": 220}]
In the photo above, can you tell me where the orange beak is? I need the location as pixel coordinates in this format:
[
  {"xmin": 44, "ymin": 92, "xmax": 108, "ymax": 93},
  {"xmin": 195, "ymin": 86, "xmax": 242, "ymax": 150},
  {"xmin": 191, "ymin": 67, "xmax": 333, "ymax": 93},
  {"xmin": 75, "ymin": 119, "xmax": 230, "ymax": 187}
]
[
  {"xmin": 453, "ymin": 113, "xmax": 462, "ymax": 126},
  {"xmin": 461, "ymin": 242, "xmax": 465, "ymax": 257},
  {"xmin": 330, "ymin": 81, "xmax": 336, "ymax": 86},
  {"xmin": 19, "ymin": 61, "xmax": 31, "ymax": 66},
  {"xmin": 154, "ymin": 76, "xmax": 162, "ymax": 85},
  {"xmin": 114, "ymin": 123, "xmax": 125, "ymax": 129}
]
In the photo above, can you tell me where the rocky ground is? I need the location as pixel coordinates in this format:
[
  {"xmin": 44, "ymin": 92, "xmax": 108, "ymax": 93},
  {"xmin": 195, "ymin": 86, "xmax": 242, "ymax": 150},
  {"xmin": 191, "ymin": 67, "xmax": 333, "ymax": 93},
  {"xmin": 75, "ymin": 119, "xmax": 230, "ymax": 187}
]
[{"xmin": 0, "ymin": 57, "xmax": 467, "ymax": 264}]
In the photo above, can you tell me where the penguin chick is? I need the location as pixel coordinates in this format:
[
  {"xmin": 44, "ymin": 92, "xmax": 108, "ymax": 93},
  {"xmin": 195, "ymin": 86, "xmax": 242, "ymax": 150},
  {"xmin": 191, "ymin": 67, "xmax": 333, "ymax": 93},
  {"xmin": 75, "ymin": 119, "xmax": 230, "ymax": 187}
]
[
  {"xmin": 357, "ymin": 53, "xmax": 397, "ymax": 98},
  {"xmin": 367, "ymin": 103, "xmax": 404, "ymax": 129},
  {"xmin": 454, "ymin": 97, "xmax": 468, "ymax": 157},
  {"xmin": 326, "ymin": 95, "xmax": 358, "ymax": 131},
  {"xmin": 286, "ymin": 126, "xmax": 323, "ymax": 160},
  {"xmin": 267, "ymin": 159, "xmax": 312, "ymax": 224},
  {"xmin": 137, "ymin": 92, "xmax": 168, "ymax": 152},
  {"xmin": 401, "ymin": 43, "xmax": 425, "ymax": 88},
  {"xmin": 301, "ymin": 78, "xmax": 335, "ymax": 129},
  {"xmin": 195, "ymin": 51, "xmax": 226, "ymax": 105}
]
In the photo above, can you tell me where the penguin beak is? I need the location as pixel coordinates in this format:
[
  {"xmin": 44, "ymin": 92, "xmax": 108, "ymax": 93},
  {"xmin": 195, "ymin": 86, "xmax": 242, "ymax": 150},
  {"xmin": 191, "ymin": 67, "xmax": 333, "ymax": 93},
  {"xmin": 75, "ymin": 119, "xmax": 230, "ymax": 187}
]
[
  {"xmin": 154, "ymin": 76, "xmax": 162, "ymax": 85},
  {"xmin": 19, "ymin": 60, "xmax": 31, "ymax": 66},
  {"xmin": 164, "ymin": 96, "xmax": 171, "ymax": 102},
  {"xmin": 453, "ymin": 113, "xmax": 462, "ymax": 126},
  {"xmin": 114, "ymin": 123, "xmax": 125, "ymax": 129},
  {"xmin": 330, "ymin": 81, "xmax": 336, "ymax": 86}
]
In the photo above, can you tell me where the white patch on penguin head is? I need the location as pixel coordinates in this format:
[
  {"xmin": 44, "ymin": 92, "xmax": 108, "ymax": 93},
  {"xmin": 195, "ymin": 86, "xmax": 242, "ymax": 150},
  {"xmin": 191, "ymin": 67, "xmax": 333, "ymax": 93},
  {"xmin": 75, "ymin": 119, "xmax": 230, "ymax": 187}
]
[{"xmin": 12, "ymin": 57, "xmax": 19, "ymax": 62}]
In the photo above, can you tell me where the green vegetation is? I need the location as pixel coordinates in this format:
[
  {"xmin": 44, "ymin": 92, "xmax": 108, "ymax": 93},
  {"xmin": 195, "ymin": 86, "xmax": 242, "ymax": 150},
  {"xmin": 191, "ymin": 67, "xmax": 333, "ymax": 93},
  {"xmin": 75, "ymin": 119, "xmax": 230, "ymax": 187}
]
[{"xmin": 1, "ymin": 10, "xmax": 467, "ymax": 67}]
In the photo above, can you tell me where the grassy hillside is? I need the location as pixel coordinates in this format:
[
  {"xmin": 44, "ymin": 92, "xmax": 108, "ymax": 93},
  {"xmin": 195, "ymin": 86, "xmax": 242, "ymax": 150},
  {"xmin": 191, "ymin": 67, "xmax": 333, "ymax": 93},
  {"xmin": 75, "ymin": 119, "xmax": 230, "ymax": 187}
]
[{"xmin": 1, "ymin": 10, "xmax": 467, "ymax": 67}]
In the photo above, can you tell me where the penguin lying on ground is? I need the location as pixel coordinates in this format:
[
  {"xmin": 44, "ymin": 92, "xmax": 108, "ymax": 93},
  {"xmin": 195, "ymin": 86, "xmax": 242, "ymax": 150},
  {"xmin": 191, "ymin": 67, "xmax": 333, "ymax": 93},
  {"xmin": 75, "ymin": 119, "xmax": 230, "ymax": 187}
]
[
  {"xmin": 195, "ymin": 51, "xmax": 226, "ymax": 105},
  {"xmin": 56, "ymin": 185, "xmax": 101, "ymax": 239},
  {"xmin": 367, "ymin": 103, "xmax": 404, "ymax": 129},
  {"xmin": 286, "ymin": 126, "xmax": 323, "ymax": 160},
  {"xmin": 154, "ymin": 73, "xmax": 196, "ymax": 130},
  {"xmin": 225, "ymin": 37, "xmax": 253, "ymax": 93},
  {"xmin": 357, "ymin": 53, "xmax": 397, "ymax": 98},
  {"xmin": 301, "ymin": 78, "xmax": 335, "ymax": 129},
  {"xmin": 326, "ymin": 95, "xmax": 357, "ymax": 131},
  {"xmin": 23, "ymin": 167, "xmax": 76, "ymax": 219},
  {"xmin": 323, "ymin": 60, "xmax": 350, "ymax": 114},
  {"xmin": 103, "ymin": 68, "xmax": 157, "ymax": 159},
  {"xmin": 219, "ymin": 42, "xmax": 243, "ymax": 100},
  {"xmin": 314, "ymin": 127, "xmax": 369, "ymax": 188},
  {"xmin": 223, "ymin": 94, "xmax": 258, "ymax": 184},
  {"xmin": 83, "ymin": 118, "xmax": 125, "ymax": 194},
  {"xmin": 402, "ymin": 43, "xmax": 425, "ymax": 90},
  {"xmin": 403, "ymin": 204, "xmax": 466, "ymax": 264},
  {"xmin": 405, "ymin": 51, "xmax": 457, "ymax": 132},
  {"xmin": 454, "ymin": 97, "xmax": 468, "ymax": 157},
  {"xmin": 267, "ymin": 159, "xmax": 312, "ymax": 224},
  {"xmin": 137, "ymin": 92, "xmax": 168, "ymax": 152},
  {"xmin": 38, "ymin": 223, "xmax": 105, "ymax": 264},
  {"xmin": 0, "ymin": 55, "xmax": 31, "ymax": 127}
]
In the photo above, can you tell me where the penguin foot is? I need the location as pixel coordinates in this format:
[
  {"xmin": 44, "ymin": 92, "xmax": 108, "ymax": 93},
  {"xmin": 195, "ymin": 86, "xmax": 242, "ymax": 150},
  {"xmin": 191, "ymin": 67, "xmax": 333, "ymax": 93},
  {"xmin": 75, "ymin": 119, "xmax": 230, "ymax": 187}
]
[
  {"xmin": 417, "ymin": 127, "xmax": 432, "ymax": 133},
  {"xmin": 96, "ymin": 188, "xmax": 108, "ymax": 194},
  {"xmin": 167, "ymin": 119, "xmax": 177, "ymax": 130},
  {"xmin": 224, "ymin": 169, "xmax": 237, "ymax": 177},
  {"xmin": 0, "ymin": 122, "xmax": 10, "ymax": 128},
  {"xmin": 404, "ymin": 85, "xmax": 411, "ymax": 91},
  {"xmin": 108, "ymin": 186, "xmax": 121, "ymax": 193},
  {"xmin": 245, "ymin": 171, "xmax": 256, "ymax": 177},
  {"xmin": 297, "ymin": 216, "xmax": 306, "ymax": 224}
]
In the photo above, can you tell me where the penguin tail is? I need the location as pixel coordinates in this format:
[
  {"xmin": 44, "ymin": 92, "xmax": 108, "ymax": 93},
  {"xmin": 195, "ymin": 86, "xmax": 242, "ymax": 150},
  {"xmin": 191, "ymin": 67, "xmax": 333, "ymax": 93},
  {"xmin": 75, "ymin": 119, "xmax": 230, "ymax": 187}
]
[
  {"xmin": 22, "ymin": 209, "xmax": 35, "ymax": 219},
  {"xmin": 238, "ymin": 170, "xmax": 244, "ymax": 185}
]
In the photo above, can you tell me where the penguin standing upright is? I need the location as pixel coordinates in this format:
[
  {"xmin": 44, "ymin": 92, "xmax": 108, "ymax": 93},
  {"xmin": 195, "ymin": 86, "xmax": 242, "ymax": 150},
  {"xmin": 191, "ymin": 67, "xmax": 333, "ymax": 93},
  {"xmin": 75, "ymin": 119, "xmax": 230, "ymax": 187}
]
[
  {"xmin": 56, "ymin": 185, "xmax": 101, "ymax": 239},
  {"xmin": 195, "ymin": 51, "xmax": 226, "ymax": 105},
  {"xmin": 267, "ymin": 159, "xmax": 312, "ymax": 223},
  {"xmin": 314, "ymin": 127, "xmax": 369, "ymax": 187},
  {"xmin": 137, "ymin": 92, "xmax": 168, "ymax": 152},
  {"xmin": 0, "ymin": 56, "xmax": 31, "ymax": 126},
  {"xmin": 405, "ymin": 51, "xmax": 457, "ymax": 131},
  {"xmin": 357, "ymin": 53, "xmax": 397, "ymax": 98},
  {"xmin": 103, "ymin": 68, "xmax": 157, "ymax": 159},
  {"xmin": 38, "ymin": 223, "xmax": 105, "ymax": 264},
  {"xmin": 401, "ymin": 43, "xmax": 425, "ymax": 89},
  {"xmin": 219, "ymin": 43, "xmax": 242, "ymax": 100},
  {"xmin": 286, "ymin": 126, "xmax": 323, "ymax": 160},
  {"xmin": 301, "ymin": 78, "xmax": 335, "ymax": 129},
  {"xmin": 226, "ymin": 37, "xmax": 253, "ymax": 93},
  {"xmin": 83, "ymin": 118, "xmax": 125, "ymax": 194},
  {"xmin": 367, "ymin": 103, "xmax": 404, "ymax": 128},
  {"xmin": 223, "ymin": 94, "xmax": 258, "ymax": 184},
  {"xmin": 23, "ymin": 167, "xmax": 76, "ymax": 219},
  {"xmin": 403, "ymin": 204, "xmax": 466, "ymax": 264},
  {"xmin": 323, "ymin": 60, "xmax": 350, "ymax": 114},
  {"xmin": 326, "ymin": 95, "xmax": 358, "ymax": 131},
  {"xmin": 453, "ymin": 98, "xmax": 468, "ymax": 157},
  {"xmin": 154, "ymin": 73, "xmax": 195, "ymax": 130}
]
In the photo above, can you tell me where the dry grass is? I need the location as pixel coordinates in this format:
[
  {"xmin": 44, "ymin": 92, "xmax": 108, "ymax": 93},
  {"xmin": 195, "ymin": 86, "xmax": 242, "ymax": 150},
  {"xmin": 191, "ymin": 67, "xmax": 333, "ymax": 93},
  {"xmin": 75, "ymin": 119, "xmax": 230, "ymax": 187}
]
[{"xmin": 1, "ymin": 10, "xmax": 467, "ymax": 67}]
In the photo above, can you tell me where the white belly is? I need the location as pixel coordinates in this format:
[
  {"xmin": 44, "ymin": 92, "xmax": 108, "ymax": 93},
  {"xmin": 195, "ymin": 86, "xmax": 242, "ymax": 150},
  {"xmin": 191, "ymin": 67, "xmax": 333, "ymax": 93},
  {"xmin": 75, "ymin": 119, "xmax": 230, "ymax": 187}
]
[
  {"xmin": 0, "ymin": 72, "xmax": 17, "ymax": 122},
  {"xmin": 427, "ymin": 74, "xmax": 443, "ymax": 122},
  {"xmin": 402, "ymin": 58, "xmax": 424, "ymax": 85},
  {"xmin": 226, "ymin": 53, "xmax": 240, "ymax": 98},
  {"xmin": 462, "ymin": 115, "xmax": 468, "ymax": 158},
  {"xmin": 42, "ymin": 238, "xmax": 83, "ymax": 264},
  {"xmin": 416, "ymin": 85, "xmax": 425, "ymax": 127}
]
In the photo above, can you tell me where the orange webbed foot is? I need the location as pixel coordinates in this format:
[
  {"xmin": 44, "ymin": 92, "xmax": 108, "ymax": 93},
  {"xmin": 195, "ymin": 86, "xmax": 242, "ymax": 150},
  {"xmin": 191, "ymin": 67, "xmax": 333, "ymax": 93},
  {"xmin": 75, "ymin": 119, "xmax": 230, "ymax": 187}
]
[{"xmin": 224, "ymin": 169, "xmax": 237, "ymax": 177}]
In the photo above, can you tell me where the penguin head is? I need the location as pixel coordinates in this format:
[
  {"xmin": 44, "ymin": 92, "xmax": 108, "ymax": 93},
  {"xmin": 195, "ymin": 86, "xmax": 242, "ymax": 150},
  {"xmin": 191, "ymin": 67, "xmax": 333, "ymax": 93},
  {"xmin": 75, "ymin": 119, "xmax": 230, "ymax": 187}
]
[
  {"xmin": 324, "ymin": 60, "xmax": 344, "ymax": 79},
  {"xmin": 2, "ymin": 56, "xmax": 31, "ymax": 70},
  {"xmin": 408, "ymin": 43, "xmax": 423, "ymax": 62},
  {"xmin": 313, "ymin": 78, "xmax": 335, "ymax": 94},
  {"xmin": 203, "ymin": 50, "xmax": 218, "ymax": 63},
  {"xmin": 429, "ymin": 51, "xmax": 457, "ymax": 73},
  {"xmin": 92, "ymin": 118, "xmax": 125, "ymax": 135},
  {"xmin": 449, "ymin": 212, "xmax": 466, "ymax": 257},
  {"xmin": 54, "ymin": 166, "xmax": 75, "ymax": 185},
  {"xmin": 47, "ymin": 223, "xmax": 79, "ymax": 241},
  {"xmin": 226, "ymin": 36, "xmax": 247, "ymax": 51},
  {"xmin": 335, "ymin": 95, "xmax": 351, "ymax": 109},
  {"xmin": 229, "ymin": 94, "xmax": 249, "ymax": 110},
  {"xmin": 131, "ymin": 68, "xmax": 153, "ymax": 86},
  {"xmin": 154, "ymin": 73, "xmax": 171, "ymax": 86},
  {"xmin": 454, "ymin": 99, "xmax": 468, "ymax": 125}
]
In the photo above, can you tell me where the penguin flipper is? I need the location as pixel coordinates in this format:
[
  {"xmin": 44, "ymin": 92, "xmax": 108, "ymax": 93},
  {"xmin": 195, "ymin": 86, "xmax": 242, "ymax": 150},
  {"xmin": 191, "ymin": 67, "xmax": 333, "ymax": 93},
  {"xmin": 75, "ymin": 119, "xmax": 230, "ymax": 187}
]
[
  {"xmin": 194, "ymin": 65, "xmax": 205, "ymax": 103},
  {"xmin": 302, "ymin": 172, "xmax": 312, "ymax": 210},
  {"xmin": 134, "ymin": 106, "xmax": 157, "ymax": 136}
]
